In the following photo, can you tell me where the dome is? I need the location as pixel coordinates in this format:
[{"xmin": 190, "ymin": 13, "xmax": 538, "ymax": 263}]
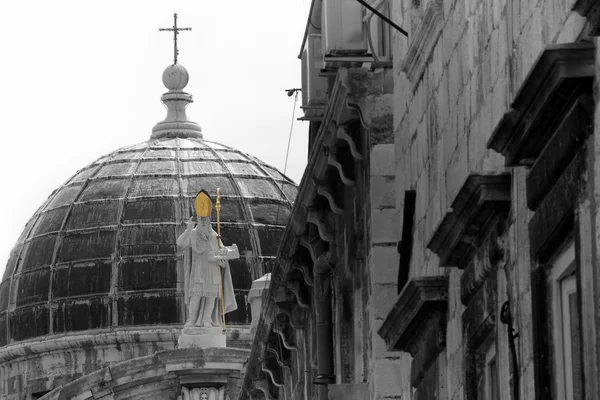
[{"xmin": 0, "ymin": 136, "xmax": 297, "ymax": 346}]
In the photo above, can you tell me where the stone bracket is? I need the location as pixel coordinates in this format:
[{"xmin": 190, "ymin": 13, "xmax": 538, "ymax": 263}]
[
  {"xmin": 276, "ymin": 301, "xmax": 307, "ymax": 330},
  {"xmin": 336, "ymin": 126, "xmax": 363, "ymax": 161},
  {"xmin": 272, "ymin": 317, "xmax": 297, "ymax": 351},
  {"xmin": 299, "ymin": 232, "xmax": 328, "ymax": 263},
  {"xmin": 327, "ymin": 146, "xmax": 355, "ymax": 187},
  {"xmin": 262, "ymin": 359, "xmax": 284, "ymax": 388},
  {"xmin": 306, "ymin": 207, "xmax": 335, "ymax": 243},
  {"xmin": 266, "ymin": 341, "xmax": 291, "ymax": 368},
  {"xmin": 253, "ymin": 378, "xmax": 277, "ymax": 400},
  {"xmin": 315, "ymin": 180, "xmax": 344, "ymax": 215},
  {"xmin": 284, "ymin": 279, "xmax": 311, "ymax": 309},
  {"xmin": 290, "ymin": 261, "xmax": 314, "ymax": 288},
  {"xmin": 427, "ymin": 174, "xmax": 511, "ymax": 268}
]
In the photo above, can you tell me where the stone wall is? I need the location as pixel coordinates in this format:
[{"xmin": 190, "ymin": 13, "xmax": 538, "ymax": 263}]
[{"xmin": 388, "ymin": 0, "xmax": 591, "ymax": 399}]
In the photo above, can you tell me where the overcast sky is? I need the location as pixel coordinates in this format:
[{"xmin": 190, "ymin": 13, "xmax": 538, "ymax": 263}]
[{"xmin": 0, "ymin": 0, "xmax": 309, "ymax": 278}]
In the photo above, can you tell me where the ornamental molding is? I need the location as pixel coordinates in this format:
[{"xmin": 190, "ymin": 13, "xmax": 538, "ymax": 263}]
[
  {"xmin": 487, "ymin": 42, "xmax": 595, "ymax": 166},
  {"xmin": 378, "ymin": 277, "xmax": 448, "ymax": 387},
  {"xmin": 401, "ymin": 0, "xmax": 443, "ymax": 86},
  {"xmin": 427, "ymin": 173, "xmax": 511, "ymax": 268}
]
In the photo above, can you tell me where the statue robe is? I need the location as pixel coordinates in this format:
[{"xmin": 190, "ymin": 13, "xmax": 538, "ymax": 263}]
[{"xmin": 177, "ymin": 227, "xmax": 237, "ymax": 320}]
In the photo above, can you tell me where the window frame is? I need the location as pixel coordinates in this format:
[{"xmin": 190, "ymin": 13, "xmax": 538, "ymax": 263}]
[
  {"xmin": 485, "ymin": 344, "xmax": 500, "ymax": 400},
  {"xmin": 549, "ymin": 241, "xmax": 579, "ymax": 400}
]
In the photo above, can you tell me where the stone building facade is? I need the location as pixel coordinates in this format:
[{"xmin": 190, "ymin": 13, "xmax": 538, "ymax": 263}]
[{"xmin": 242, "ymin": 0, "xmax": 600, "ymax": 399}]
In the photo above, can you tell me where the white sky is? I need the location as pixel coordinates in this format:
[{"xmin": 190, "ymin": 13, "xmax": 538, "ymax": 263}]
[{"xmin": 0, "ymin": 0, "xmax": 310, "ymax": 278}]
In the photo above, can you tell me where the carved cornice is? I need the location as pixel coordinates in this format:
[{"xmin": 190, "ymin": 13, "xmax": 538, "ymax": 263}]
[
  {"xmin": 487, "ymin": 42, "xmax": 595, "ymax": 166},
  {"xmin": 427, "ymin": 174, "xmax": 511, "ymax": 268},
  {"xmin": 401, "ymin": 0, "xmax": 443, "ymax": 85},
  {"xmin": 378, "ymin": 277, "xmax": 448, "ymax": 387}
]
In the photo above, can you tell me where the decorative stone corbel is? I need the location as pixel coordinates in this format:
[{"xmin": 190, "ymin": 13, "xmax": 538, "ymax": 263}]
[
  {"xmin": 299, "ymin": 232, "xmax": 328, "ymax": 262},
  {"xmin": 272, "ymin": 316, "xmax": 297, "ymax": 351},
  {"xmin": 290, "ymin": 260, "xmax": 314, "ymax": 287},
  {"xmin": 276, "ymin": 301, "xmax": 307, "ymax": 330},
  {"xmin": 326, "ymin": 145, "xmax": 355, "ymax": 187},
  {"xmin": 306, "ymin": 207, "xmax": 335, "ymax": 243},
  {"xmin": 262, "ymin": 358, "xmax": 284, "ymax": 388},
  {"xmin": 336, "ymin": 126, "xmax": 363, "ymax": 160},
  {"xmin": 315, "ymin": 181, "xmax": 344, "ymax": 215},
  {"xmin": 254, "ymin": 379, "xmax": 277, "ymax": 400},
  {"xmin": 266, "ymin": 341, "xmax": 291, "ymax": 368},
  {"xmin": 460, "ymin": 219, "xmax": 508, "ymax": 305},
  {"xmin": 284, "ymin": 279, "xmax": 311, "ymax": 309}
]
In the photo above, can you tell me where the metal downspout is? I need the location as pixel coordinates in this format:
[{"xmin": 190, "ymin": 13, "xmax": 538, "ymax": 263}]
[{"xmin": 314, "ymin": 251, "xmax": 335, "ymax": 399}]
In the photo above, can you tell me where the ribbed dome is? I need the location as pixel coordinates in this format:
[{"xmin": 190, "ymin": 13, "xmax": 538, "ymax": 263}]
[{"xmin": 0, "ymin": 136, "xmax": 297, "ymax": 346}]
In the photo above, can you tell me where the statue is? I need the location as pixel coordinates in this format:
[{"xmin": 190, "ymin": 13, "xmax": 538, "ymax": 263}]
[{"xmin": 177, "ymin": 189, "xmax": 238, "ymax": 330}]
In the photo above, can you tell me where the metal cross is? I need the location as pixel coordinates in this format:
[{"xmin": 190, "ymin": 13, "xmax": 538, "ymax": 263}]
[{"xmin": 159, "ymin": 13, "xmax": 192, "ymax": 65}]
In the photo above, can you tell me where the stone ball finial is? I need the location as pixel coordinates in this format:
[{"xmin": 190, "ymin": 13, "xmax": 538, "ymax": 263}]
[{"xmin": 162, "ymin": 64, "xmax": 189, "ymax": 91}]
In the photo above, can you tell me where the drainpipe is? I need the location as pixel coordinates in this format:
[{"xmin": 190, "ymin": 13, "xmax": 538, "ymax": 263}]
[{"xmin": 313, "ymin": 251, "xmax": 335, "ymax": 399}]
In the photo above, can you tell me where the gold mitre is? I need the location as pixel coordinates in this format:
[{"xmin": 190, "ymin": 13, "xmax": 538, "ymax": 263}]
[{"xmin": 194, "ymin": 190, "xmax": 213, "ymax": 217}]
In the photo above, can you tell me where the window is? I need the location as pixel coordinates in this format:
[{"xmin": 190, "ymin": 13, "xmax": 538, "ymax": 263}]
[
  {"xmin": 474, "ymin": 341, "xmax": 499, "ymax": 400},
  {"xmin": 485, "ymin": 345, "xmax": 500, "ymax": 400},
  {"xmin": 551, "ymin": 242, "xmax": 583, "ymax": 400}
]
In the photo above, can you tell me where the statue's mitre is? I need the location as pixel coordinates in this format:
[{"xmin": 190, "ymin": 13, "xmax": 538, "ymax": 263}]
[{"xmin": 194, "ymin": 190, "xmax": 213, "ymax": 217}]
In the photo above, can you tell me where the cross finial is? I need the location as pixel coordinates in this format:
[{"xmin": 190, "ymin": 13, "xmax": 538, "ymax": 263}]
[{"xmin": 159, "ymin": 13, "xmax": 192, "ymax": 65}]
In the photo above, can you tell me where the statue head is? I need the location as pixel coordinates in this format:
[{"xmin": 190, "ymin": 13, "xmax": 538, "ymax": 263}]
[{"xmin": 198, "ymin": 216, "xmax": 211, "ymax": 227}]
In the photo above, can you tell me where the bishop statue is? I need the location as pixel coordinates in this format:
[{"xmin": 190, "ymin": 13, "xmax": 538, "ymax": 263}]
[{"xmin": 177, "ymin": 189, "xmax": 239, "ymax": 330}]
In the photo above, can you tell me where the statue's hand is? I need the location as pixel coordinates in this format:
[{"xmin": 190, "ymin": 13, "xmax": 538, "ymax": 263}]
[
  {"xmin": 185, "ymin": 219, "xmax": 195, "ymax": 231},
  {"xmin": 217, "ymin": 258, "xmax": 227, "ymax": 268}
]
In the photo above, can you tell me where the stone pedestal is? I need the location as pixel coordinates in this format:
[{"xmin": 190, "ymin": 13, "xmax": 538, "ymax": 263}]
[
  {"xmin": 178, "ymin": 327, "xmax": 226, "ymax": 349},
  {"xmin": 248, "ymin": 273, "xmax": 271, "ymax": 334}
]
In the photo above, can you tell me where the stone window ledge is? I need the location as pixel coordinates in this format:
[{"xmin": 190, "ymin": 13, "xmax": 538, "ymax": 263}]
[{"xmin": 378, "ymin": 276, "xmax": 448, "ymax": 387}]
